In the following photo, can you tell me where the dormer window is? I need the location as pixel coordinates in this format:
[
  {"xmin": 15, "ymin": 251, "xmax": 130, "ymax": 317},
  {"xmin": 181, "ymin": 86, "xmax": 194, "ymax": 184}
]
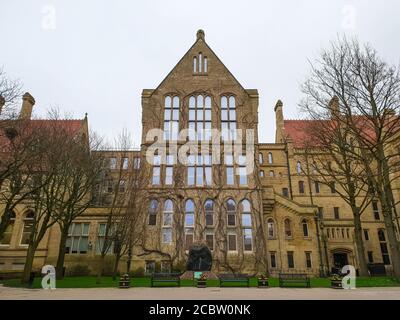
[{"xmin": 194, "ymin": 53, "xmax": 207, "ymax": 74}]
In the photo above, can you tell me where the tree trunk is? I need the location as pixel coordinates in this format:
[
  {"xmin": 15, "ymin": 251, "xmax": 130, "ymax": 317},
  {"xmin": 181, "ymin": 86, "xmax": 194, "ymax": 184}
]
[
  {"xmin": 382, "ymin": 200, "xmax": 400, "ymax": 278},
  {"xmin": 55, "ymin": 225, "xmax": 69, "ymax": 280},
  {"xmin": 21, "ymin": 242, "xmax": 38, "ymax": 285},
  {"xmin": 353, "ymin": 213, "xmax": 369, "ymax": 277},
  {"xmin": 112, "ymin": 255, "xmax": 121, "ymax": 280}
]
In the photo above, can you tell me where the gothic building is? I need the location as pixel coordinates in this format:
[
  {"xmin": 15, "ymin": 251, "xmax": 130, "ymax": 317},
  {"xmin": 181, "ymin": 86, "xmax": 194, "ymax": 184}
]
[{"xmin": 0, "ymin": 30, "xmax": 398, "ymax": 276}]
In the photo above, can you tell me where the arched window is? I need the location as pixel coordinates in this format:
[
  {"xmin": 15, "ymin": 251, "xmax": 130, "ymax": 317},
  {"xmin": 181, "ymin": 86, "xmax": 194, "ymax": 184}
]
[
  {"xmin": 185, "ymin": 200, "xmax": 195, "ymax": 250},
  {"xmin": 221, "ymin": 96, "xmax": 237, "ymax": 141},
  {"xmin": 194, "ymin": 53, "xmax": 207, "ymax": 73},
  {"xmin": 260, "ymin": 170, "xmax": 265, "ymax": 178},
  {"xmin": 163, "ymin": 95, "xmax": 179, "ymax": 140},
  {"xmin": 148, "ymin": 200, "xmax": 158, "ymax": 225},
  {"xmin": 296, "ymin": 161, "xmax": 302, "ymax": 174},
  {"xmin": 284, "ymin": 219, "xmax": 292, "ymax": 238},
  {"xmin": 267, "ymin": 219, "xmax": 275, "ymax": 239},
  {"xmin": 302, "ymin": 219, "xmax": 309, "ymax": 237},
  {"xmin": 199, "ymin": 53, "xmax": 202, "ymax": 72},
  {"xmin": 204, "ymin": 199, "xmax": 214, "ymax": 226},
  {"xmin": 204, "ymin": 57, "xmax": 208, "ymax": 73},
  {"xmin": 268, "ymin": 152, "xmax": 273, "ymax": 164},
  {"xmin": 259, "ymin": 153, "xmax": 263, "ymax": 164},
  {"xmin": 241, "ymin": 199, "xmax": 252, "ymax": 251},
  {"xmin": 226, "ymin": 199, "xmax": 236, "ymax": 226},
  {"xmin": 20, "ymin": 211, "xmax": 34, "ymax": 245},
  {"xmin": 188, "ymin": 95, "xmax": 212, "ymax": 141},
  {"xmin": 0, "ymin": 211, "xmax": 16, "ymax": 245}
]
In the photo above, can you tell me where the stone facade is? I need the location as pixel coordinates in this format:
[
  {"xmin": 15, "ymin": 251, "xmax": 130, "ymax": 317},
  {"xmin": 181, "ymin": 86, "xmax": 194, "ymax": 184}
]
[{"xmin": 1, "ymin": 30, "xmax": 399, "ymax": 277}]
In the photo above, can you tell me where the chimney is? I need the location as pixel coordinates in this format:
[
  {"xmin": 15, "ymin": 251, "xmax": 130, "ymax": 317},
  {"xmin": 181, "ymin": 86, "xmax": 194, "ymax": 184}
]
[
  {"xmin": 275, "ymin": 100, "xmax": 284, "ymax": 143},
  {"xmin": 0, "ymin": 95, "xmax": 5, "ymax": 115},
  {"xmin": 19, "ymin": 92, "xmax": 35, "ymax": 120},
  {"xmin": 329, "ymin": 96, "xmax": 340, "ymax": 119}
]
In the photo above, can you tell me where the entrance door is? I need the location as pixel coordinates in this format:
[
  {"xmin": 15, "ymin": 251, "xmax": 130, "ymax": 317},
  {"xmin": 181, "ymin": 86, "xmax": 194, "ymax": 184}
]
[{"xmin": 333, "ymin": 253, "xmax": 349, "ymax": 269}]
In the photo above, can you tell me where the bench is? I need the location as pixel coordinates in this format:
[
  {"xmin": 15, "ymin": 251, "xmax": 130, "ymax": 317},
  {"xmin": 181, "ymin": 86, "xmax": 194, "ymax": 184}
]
[
  {"xmin": 150, "ymin": 273, "xmax": 181, "ymax": 287},
  {"xmin": 279, "ymin": 273, "xmax": 310, "ymax": 288},
  {"xmin": 219, "ymin": 274, "xmax": 250, "ymax": 287}
]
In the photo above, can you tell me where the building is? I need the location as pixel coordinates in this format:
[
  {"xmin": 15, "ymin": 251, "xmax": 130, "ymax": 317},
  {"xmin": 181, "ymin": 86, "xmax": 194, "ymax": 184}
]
[{"xmin": 0, "ymin": 30, "xmax": 398, "ymax": 277}]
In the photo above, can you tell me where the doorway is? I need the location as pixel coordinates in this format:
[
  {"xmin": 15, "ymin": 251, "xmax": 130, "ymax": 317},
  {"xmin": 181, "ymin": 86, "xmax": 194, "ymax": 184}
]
[{"xmin": 333, "ymin": 253, "xmax": 349, "ymax": 269}]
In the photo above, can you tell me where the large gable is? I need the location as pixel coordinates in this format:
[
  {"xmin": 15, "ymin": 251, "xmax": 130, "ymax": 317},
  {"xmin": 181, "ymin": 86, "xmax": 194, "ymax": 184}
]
[{"xmin": 149, "ymin": 30, "xmax": 249, "ymax": 96}]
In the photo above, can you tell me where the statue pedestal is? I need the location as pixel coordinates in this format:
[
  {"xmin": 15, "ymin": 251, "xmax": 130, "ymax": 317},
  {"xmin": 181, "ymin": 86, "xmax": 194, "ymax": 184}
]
[{"xmin": 180, "ymin": 271, "xmax": 218, "ymax": 280}]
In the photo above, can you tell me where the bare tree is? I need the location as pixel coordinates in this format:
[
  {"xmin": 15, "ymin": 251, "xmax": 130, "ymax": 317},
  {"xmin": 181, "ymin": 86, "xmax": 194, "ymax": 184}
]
[{"xmin": 301, "ymin": 36, "xmax": 400, "ymax": 277}]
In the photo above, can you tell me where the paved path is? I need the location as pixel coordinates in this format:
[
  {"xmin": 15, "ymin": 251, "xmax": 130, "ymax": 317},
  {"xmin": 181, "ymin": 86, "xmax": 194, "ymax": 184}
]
[{"xmin": 0, "ymin": 285, "xmax": 400, "ymax": 300}]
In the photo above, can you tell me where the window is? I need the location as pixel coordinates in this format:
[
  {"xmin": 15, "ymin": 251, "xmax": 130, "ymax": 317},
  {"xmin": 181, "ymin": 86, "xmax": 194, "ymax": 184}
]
[
  {"xmin": 241, "ymin": 199, "xmax": 252, "ymax": 251},
  {"xmin": 296, "ymin": 161, "xmax": 301, "ymax": 174},
  {"xmin": 107, "ymin": 179, "xmax": 114, "ymax": 193},
  {"xmin": 327, "ymin": 228, "xmax": 330, "ymax": 238},
  {"xmin": 148, "ymin": 199, "xmax": 158, "ymax": 225},
  {"xmin": 269, "ymin": 170, "xmax": 274, "ymax": 177},
  {"xmin": 163, "ymin": 96, "xmax": 180, "ymax": 140},
  {"xmin": 187, "ymin": 154, "xmax": 212, "ymax": 186},
  {"xmin": 270, "ymin": 252, "xmax": 277, "ymax": 268},
  {"xmin": 226, "ymin": 199, "xmax": 236, "ymax": 226},
  {"xmin": 152, "ymin": 155, "xmax": 161, "ymax": 185},
  {"xmin": 378, "ymin": 229, "xmax": 390, "ymax": 265},
  {"xmin": 238, "ymin": 155, "xmax": 247, "ymax": 185},
  {"xmin": 282, "ymin": 188, "xmax": 289, "ymax": 197},
  {"xmin": 205, "ymin": 199, "xmax": 214, "ymax": 226},
  {"xmin": 284, "ymin": 219, "xmax": 292, "ymax": 238},
  {"xmin": 302, "ymin": 219, "xmax": 309, "ymax": 237},
  {"xmin": 367, "ymin": 251, "xmax": 374, "ymax": 263},
  {"xmin": 96, "ymin": 223, "xmax": 115, "ymax": 255},
  {"xmin": 298, "ymin": 181, "xmax": 305, "ymax": 194},
  {"xmin": 122, "ymin": 157, "xmax": 129, "ymax": 170},
  {"xmin": 188, "ymin": 95, "xmax": 211, "ymax": 141},
  {"xmin": 305, "ymin": 252, "xmax": 312, "ymax": 268},
  {"xmin": 119, "ymin": 180, "xmax": 125, "ymax": 193},
  {"xmin": 109, "ymin": 157, "xmax": 117, "ymax": 169},
  {"xmin": 267, "ymin": 219, "xmax": 275, "ymax": 239},
  {"xmin": 161, "ymin": 261, "xmax": 171, "ymax": 273},
  {"xmin": 364, "ymin": 229, "xmax": 370, "ymax": 240},
  {"xmin": 194, "ymin": 53, "xmax": 207, "ymax": 73},
  {"xmin": 225, "ymin": 154, "xmax": 234, "ymax": 185},
  {"xmin": 259, "ymin": 153, "xmax": 263, "ymax": 164},
  {"xmin": 20, "ymin": 211, "xmax": 34, "ymax": 245},
  {"xmin": 228, "ymin": 234, "xmax": 237, "ymax": 251},
  {"xmin": 206, "ymin": 233, "xmax": 214, "ymax": 250},
  {"xmin": 315, "ymin": 181, "xmax": 320, "ymax": 193},
  {"xmin": 145, "ymin": 261, "xmax": 156, "ymax": 274},
  {"xmin": 163, "ymin": 200, "xmax": 173, "ymax": 227},
  {"xmin": 330, "ymin": 182, "xmax": 336, "ymax": 193},
  {"xmin": 165, "ymin": 154, "xmax": 174, "ymax": 185},
  {"xmin": 185, "ymin": 200, "xmax": 195, "ymax": 250},
  {"xmin": 268, "ymin": 152, "xmax": 273, "ymax": 164},
  {"xmin": 260, "ymin": 170, "xmax": 265, "ymax": 178},
  {"xmin": 0, "ymin": 211, "xmax": 15, "ymax": 245},
  {"xmin": 133, "ymin": 157, "xmax": 141, "ymax": 169},
  {"xmin": 287, "ymin": 251, "xmax": 295, "ymax": 268},
  {"xmin": 372, "ymin": 201, "xmax": 380, "ymax": 220},
  {"xmin": 193, "ymin": 57, "xmax": 197, "ymax": 73},
  {"xmin": 334, "ymin": 207, "xmax": 340, "ymax": 220},
  {"xmin": 162, "ymin": 228, "xmax": 173, "ymax": 244},
  {"xmin": 66, "ymin": 223, "xmax": 90, "ymax": 254},
  {"xmin": 243, "ymin": 229, "xmax": 253, "ymax": 251},
  {"xmin": 221, "ymin": 96, "xmax": 237, "ymax": 141}
]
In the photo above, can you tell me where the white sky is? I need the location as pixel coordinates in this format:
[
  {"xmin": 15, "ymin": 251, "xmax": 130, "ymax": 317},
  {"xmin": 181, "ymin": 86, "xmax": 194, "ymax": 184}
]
[{"xmin": 1, "ymin": 0, "xmax": 399, "ymax": 146}]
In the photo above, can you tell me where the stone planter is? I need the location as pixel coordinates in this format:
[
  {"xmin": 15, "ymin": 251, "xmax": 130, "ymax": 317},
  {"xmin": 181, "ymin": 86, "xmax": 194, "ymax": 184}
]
[
  {"xmin": 257, "ymin": 278, "xmax": 269, "ymax": 288},
  {"xmin": 331, "ymin": 279, "xmax": 343, "ymax": 289},
  {"xmin": 197, "ymin": 280, "xmax": 207, "ymax": 288}
]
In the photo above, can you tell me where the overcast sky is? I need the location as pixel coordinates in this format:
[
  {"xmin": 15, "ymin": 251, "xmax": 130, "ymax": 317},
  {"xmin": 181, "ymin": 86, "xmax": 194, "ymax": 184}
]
[{"xmin": 1, "ymin": 0, "xmax": 399, "ymax": 146}]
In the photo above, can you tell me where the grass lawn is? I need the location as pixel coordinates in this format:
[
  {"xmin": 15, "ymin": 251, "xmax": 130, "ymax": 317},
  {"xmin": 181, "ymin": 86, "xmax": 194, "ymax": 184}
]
[{"xmin": 1, "ymin": 276, "xmax": 399, "ymax": 289}]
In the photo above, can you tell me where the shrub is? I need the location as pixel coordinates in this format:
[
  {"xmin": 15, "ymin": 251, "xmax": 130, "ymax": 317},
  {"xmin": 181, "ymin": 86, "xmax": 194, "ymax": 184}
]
[
  {"xmin": 130, "ymin": 267, "xmax": 145, "ymax": 278},
  {"xmin": 66, "ymin": 264, "xmax": 90, "ymax": 277}
]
